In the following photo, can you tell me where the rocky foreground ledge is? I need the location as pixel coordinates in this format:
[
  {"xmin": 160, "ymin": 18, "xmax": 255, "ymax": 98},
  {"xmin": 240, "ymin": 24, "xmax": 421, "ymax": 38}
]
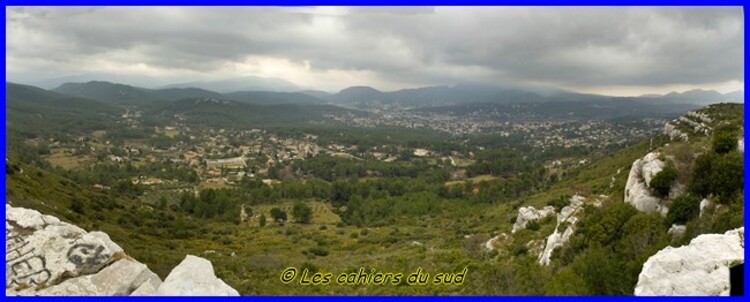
[
  {"xmin": 635, "ymin": 227, "xmax": 744, "ymax": 296},
  {"xmin": 5, "ymin": 204, "xmax": 239, "ymax": 296}
]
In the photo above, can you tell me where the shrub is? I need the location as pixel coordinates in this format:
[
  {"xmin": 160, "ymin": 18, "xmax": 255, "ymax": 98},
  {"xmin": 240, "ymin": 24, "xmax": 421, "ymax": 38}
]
[
  {"xmin": 292, "ymin": 202, "xmax": 313, "ymax": 224},
  {"xmin": 526, "ymin": 220, "xmax": 540, "ymax": 231},
  {"xmin": 689, "ymin": 152, "xmax": 716, "ymax": 197},
  {"xmin": 712, "ymin": 127, "xmax": 739, "ymax": 154},
  {"xmin": 307, "ymin": 246, "xmax": 329, "ymax": 257},
  {"xmin": 270, "ymin": 207, "xmax": 287, "ymax": 222},
  {"xmin": 711, "ymin": 201, "xmax": 744, "ymax": 233},
  {"xmin": 667, "ymin": 194, "xmax": 700, "ymax": 225},
  {"xmin": 301, "ymin": 262, "xmax": 319, "ymax": 273},
  {"xmin": 511, "ymin": 244, "xmax": 528, "ymax": 256},
  {"xmin": 70, "ymin": 198, "xmax": 85, "ymax": 214},
  {"xmin": 650, "ymin": 165, "xmax": 677, "ymax": 198},
  {"xmin": 709, "ymin": 152, "xmax": 743, "ymax": 203},
  {"xmin": 547, "ymin": 196, "xmax": 569, "ymax": 211}
]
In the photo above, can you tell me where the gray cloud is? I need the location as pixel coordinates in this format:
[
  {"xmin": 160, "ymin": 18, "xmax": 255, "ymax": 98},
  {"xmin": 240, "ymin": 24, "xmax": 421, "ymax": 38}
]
[{"xmin": 6, "ymin": 6, "xmax": 744, "ymax": 93}]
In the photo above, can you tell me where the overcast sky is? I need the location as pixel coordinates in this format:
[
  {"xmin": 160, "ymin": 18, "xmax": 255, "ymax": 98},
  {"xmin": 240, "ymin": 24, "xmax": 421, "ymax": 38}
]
[{"xmin": 6, "ymin": 6, "xmax": 744, "ymax": 95}]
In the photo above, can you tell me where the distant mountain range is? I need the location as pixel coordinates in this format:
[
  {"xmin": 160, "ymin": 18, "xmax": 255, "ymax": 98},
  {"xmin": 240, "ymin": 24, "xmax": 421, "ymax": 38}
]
[
  {"xmin": 53, "ymin": 81, "xmax": 222, "ymax": 105},
  {"xmin": 658, "ymin": 89, "xmax": 744, "ymax": 105},
  {"xmin": 161, "ymin": 76, "xmax": 304, "ymax": 93},
  {"xmin": 7, "ymin": 80, "xmax": 744, "ymax": 138},
  {"xmin": 6, "ymin": 82, "xmax": 357, "ymax": 132},
  {"xmin": 6, "ymin": 82, "xmax": 123, "ymax": 136},
  {"xmin": 48, "ymin": 80, "xmax": 744, "ymax": 109},
  {"xmin": 20, "ymin": 74, "xmax": 307, "ymax": 93},
  {"xmin": 316, "ymin": 85, "xmax": 743, "ymax": 109}
]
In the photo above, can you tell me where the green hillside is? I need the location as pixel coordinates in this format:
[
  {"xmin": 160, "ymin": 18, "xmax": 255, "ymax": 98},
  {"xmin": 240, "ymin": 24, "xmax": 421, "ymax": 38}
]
[
  {"xmin": 6, "ymin": 82, "xmax": 122, "ymax": 138},
  {"xmin": 4, "ymin": 101, "xmax": 743, "ymax": 295}
]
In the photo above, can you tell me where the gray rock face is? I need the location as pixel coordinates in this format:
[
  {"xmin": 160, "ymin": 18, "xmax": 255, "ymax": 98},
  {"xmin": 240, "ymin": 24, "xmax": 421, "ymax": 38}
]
[
  {"xmin": 484, "ymin": 233, "xmax": 508, "ymax": 251},
  {"xmin": 635, "ymin": 227, "xmax": 744, "ymax": 296},
  {"xmin": 6, "ymin": 204, "xmax": 239, "ymax": 296},
  {"xmin": 157, "ymin": 255, "xmax": 239, "ymax": 296},
  {"xmin": 667, "ymin": 224, "xmax": 686, "ymax": 239},
  {"xmin": 538, "ymin": 195, "xmax": 591, "ymax": 266},
  {"xmin": 511, "ymin": 206, "xmax": 556, "ymax": 233},
  {"xmin": 664, "ymin": 123, "xmax": 689, "ymax": 142},
  {"xmin": 624, "ymin": 152, "xmax": 669, "ymax": 215},
  {"xmin": 22, "ymin": 258, "xmax": 162, "ymax": 296},
  {"xmin": 6, "ymin": 204, "xmax": 125, "ymax": 290}
]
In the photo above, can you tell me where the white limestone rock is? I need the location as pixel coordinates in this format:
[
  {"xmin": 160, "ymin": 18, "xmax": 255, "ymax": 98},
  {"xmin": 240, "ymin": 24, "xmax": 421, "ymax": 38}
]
[
  {"xmin": 664, "ymin": 123, "xmax": 689, "ymax": 142},
  {"xmin": 511, "ymin": 206, "xmax": 556, "ymax": 233},
  {"xmin": 131, "ymin": 280, "xmax": 161, "ymax": 296},
  {"xmin": 156, "ymin": 255, "xmax": 239, "ymax": 296},
  {"xmin": 667, "ymin": 224, "xmax": 686, "ymax": 238},
  {"xmin": 641, "ymin": 152, "xmax": 665, "ymax": 185},
  {"xmin": 24, "ymin": 258, "xmax": 162, "ymax": 296},
  {"xmin": 538, "ymin": 195, "xmax": 587, "ymax": 265},
  {"xmin": 539, "ymin": 226, "xmax": 574, "ymax": 266},
  {"xmin": 5, "ymin": 204, "xmax": 166, "ymax": 296},
  {"xmin": 624, "ymin": 152, "xmax": 669, "ymax": 215},
  {"xmin": 635, "ymin": 227, "xmax": 744, "ymax": 296},
  {"xmin": 6, "ymin": 204, "xmax": 62, "ymax": 230},
  {"xmin": 484, "ymin": 233, "xmax": 508, "ymax": 251},
  {"xmin": 738, "ymin": 138, "xmax": 744, "ymax": 153},
  {"xmin": 699, "ymin": 198, "xmax": 711, "ymax": 218},
  {"xmin": 6, "ymin": 205, "xmax": 124, "ymax": 290},
  {"xmin": 6, "ymin": 204, "xmax": 239, "ymax": 296}
]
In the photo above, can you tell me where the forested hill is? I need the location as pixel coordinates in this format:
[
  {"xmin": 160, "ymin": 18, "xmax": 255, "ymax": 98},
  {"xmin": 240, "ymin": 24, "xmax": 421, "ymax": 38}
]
[{"xmin": 6, "ymin": 82, "xmax": 123, "ymax": 137}]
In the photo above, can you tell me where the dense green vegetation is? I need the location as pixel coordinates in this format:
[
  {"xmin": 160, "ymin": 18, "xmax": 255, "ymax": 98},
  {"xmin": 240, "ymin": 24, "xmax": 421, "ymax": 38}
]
[
  {"xmin": 4, "ymin": 83, "xmax": 743, "ymax": 295},
  {"xmin": 6, "ymin": 83, "xmax": 122, "ymax": 138},
  {"xmin": 649, "ymin": 164, "xmax": 677, "ymax": 198}
]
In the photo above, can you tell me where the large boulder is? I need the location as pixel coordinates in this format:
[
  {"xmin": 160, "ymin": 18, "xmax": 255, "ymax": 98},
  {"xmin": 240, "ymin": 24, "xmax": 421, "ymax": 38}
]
[
  {"xmin": 624, "ymin": 152, "xmax": 669, "ymax": 215},
  {"xmin": 634, "ymin": 227, "xmax": 744, "ymax": 296},
  {"xmin": 157, "ymin": 255, "xmax": 240, "ymax": 296},
  {"xmin": 6, "ymin": 204, "xmax": 239, "ymax": 296},
  {"xmin": 21, "ymin": 258, "xmax": 162, "ymax": 296},
  {"xmin": 511, "ymin": 206, "xmax": 555, "ymax": 233},
  {"xmin": 6, "ymin": 204, "xmax": 127, "ymax": 291}
]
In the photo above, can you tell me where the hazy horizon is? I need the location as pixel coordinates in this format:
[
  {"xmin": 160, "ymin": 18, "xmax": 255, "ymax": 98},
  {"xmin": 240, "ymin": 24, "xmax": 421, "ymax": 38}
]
[{"xmin": 6, "ymin": 6, "xmax": 744, "ymax": 97}]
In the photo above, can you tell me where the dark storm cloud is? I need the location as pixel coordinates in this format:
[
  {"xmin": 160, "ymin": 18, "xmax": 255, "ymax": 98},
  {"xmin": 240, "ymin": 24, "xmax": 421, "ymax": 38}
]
[{"xmin": 6, "ymin": 6, "xmax": 744, "ymax": 91}]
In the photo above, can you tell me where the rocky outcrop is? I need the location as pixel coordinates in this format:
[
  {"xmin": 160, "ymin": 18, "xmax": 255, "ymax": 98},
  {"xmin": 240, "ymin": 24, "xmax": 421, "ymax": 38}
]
[
  {"xmin": 157, "ymin": 255, "xmax": 239, "ymax": 296},
  {"xmin": 484, "ymin": 233, "xmax": 508, "ymax": 251},
  {"xmin": 678, "ymin": 115, "xmax": 711, "ymax": 135},
  {"xmin": 738, "ymin": 138, "xmax": 744, "ymax": 153},
  {"xmin": 635, "ymin": 227, "xmax": 744, "ymax": 296},
  {"xmin": 667, "ymin": 224, "xmax": 686, "ymax": 239},
  {"xmin": 664, "ymin": 123, "xmax": 689, "ymax": 142},
  {"xmin": 624, "ymin": 152, "xmax": 669, "ymax": 215},
  {"xmin": 5, "ymin": 204, "xmax": 239, "ymax": 296},
  {"xmin": 511, "ymin": 206, "xmax": 555, "ymax": 233},
  {"xmin": 538, "ymin": 195, "xmax": 588, "ymax": 265},
  {"xmin": 687, "ymin": 111, "xmax": 713, "ymax": 124},
  {"xmin": 6, "ymin": 205, "xmax": 130, "ymax": 292},
  {"xmin": 539, "ymin": 227, "xmax": 574, "ymax": 265},
  {"xmin": 22, "ymin": 258, "xmax": 162, "ymax": 296}
]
